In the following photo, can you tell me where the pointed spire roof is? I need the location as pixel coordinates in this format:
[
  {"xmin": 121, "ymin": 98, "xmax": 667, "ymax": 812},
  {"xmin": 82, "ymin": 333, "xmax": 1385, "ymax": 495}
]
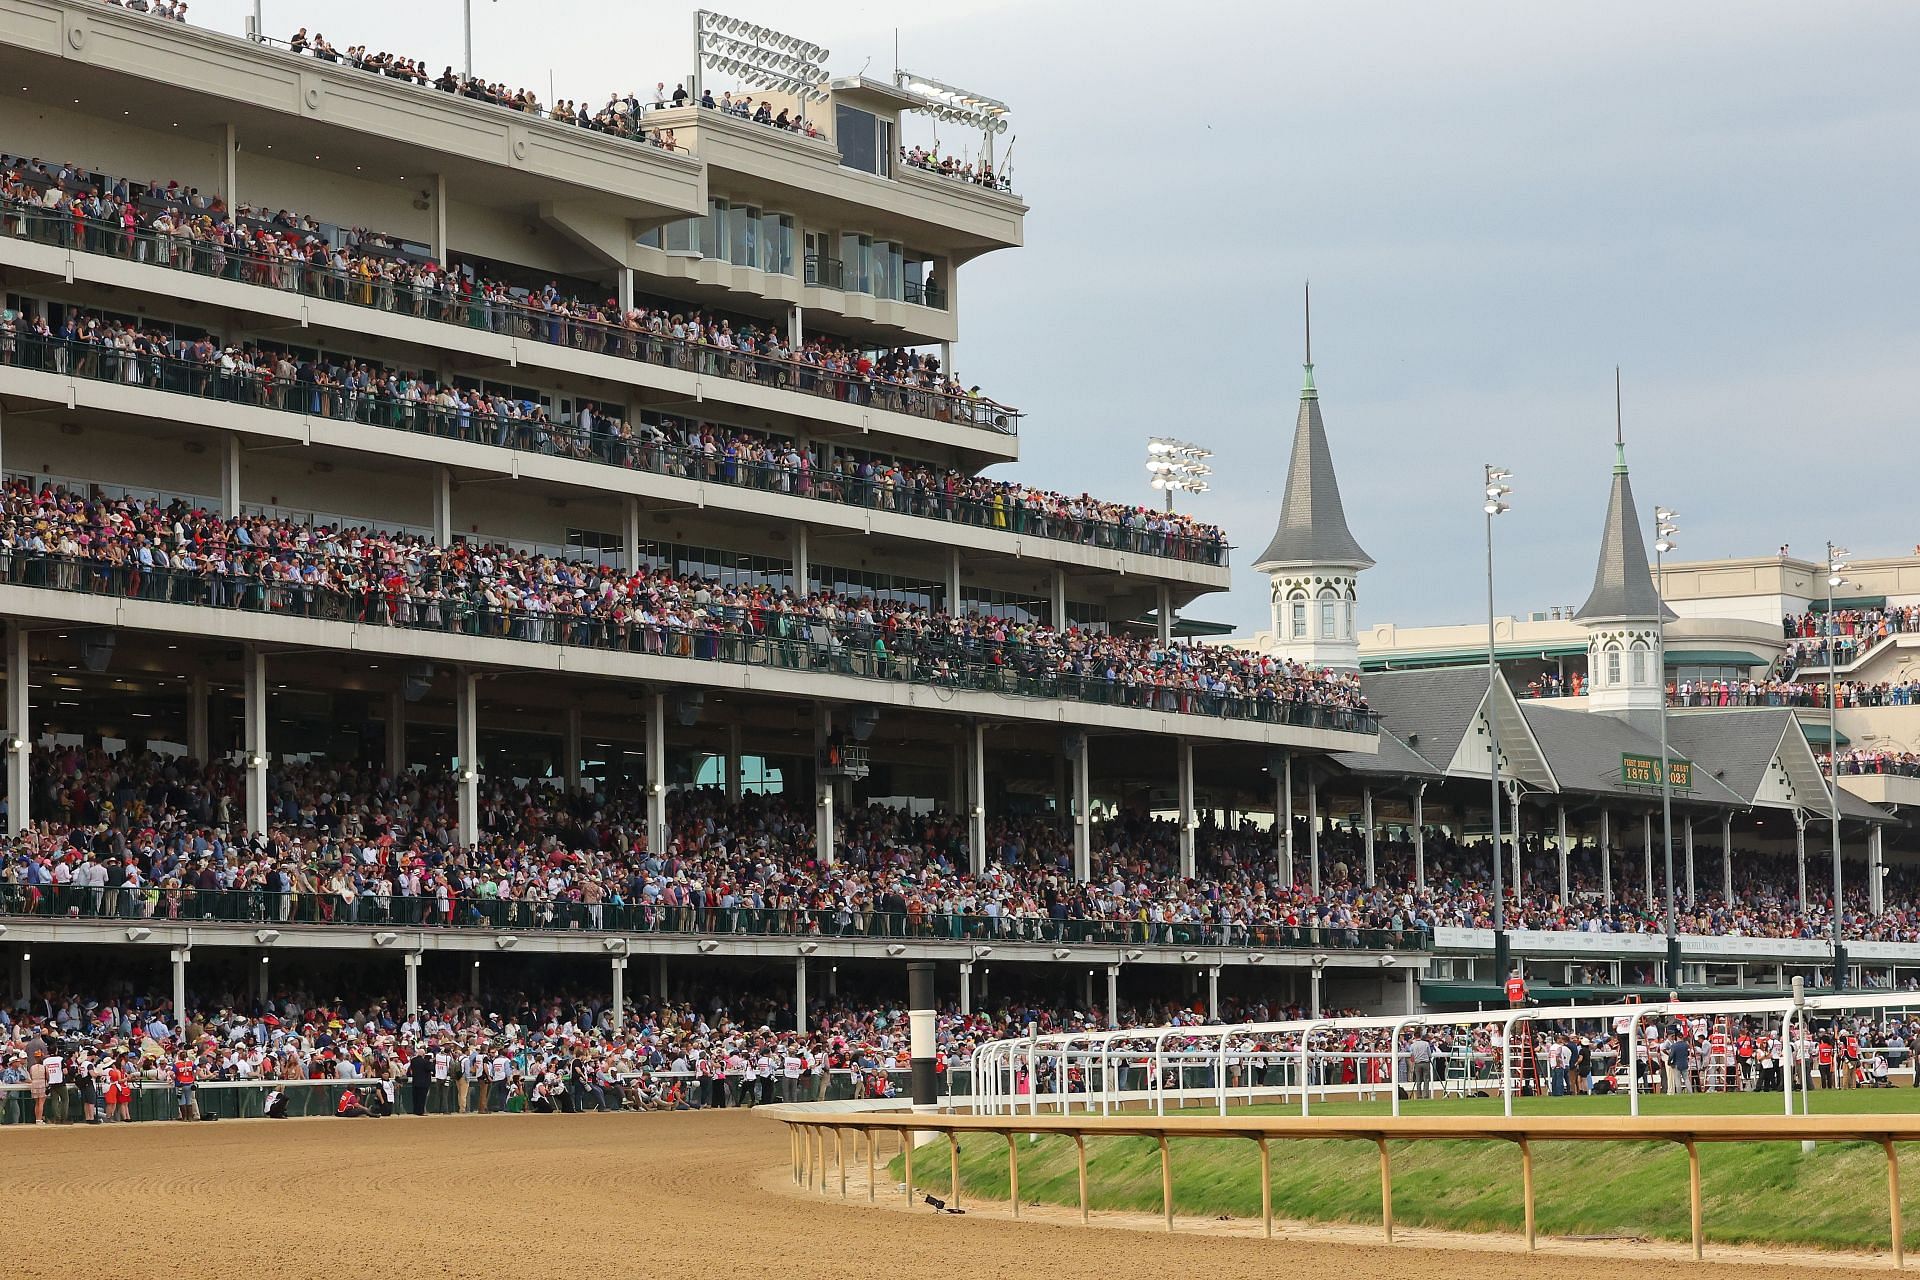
[
  {"xmin": 1252, "ymin": 288, "xmax": 1373, "ymax": 573},
  {"xmin": 1573, "ymin": 433, "xmax": 1675, "ymax": 624}
]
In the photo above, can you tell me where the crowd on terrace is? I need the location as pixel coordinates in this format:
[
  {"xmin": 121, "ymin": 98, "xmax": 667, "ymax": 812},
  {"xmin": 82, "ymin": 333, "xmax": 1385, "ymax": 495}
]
[
  {"xmin": 0, "ymin": 481, "xmax": 1304, "ymax": 718},
  {"xmin": 1783, "ymin": 605, "xmax": 1920, "ymax": 671}
]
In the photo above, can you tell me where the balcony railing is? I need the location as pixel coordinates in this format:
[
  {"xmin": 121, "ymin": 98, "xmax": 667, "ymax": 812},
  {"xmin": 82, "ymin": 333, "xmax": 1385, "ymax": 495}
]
[
  {"xmin": 0, "ymin": 199, "xmax": 1017, "ymax": 433},
  {"xmin": 803, "ymin": 252, "xmax": 844, "ymax": 290},
  {"xmin": 0, "ymin": 550, "xmax": 1378, "ymax": 734},
  {"xmin": 0, "ymin": 884, "xmax": 1422, "ymax": 952},
  {"xmin": 0, "ymin": 330, "xmax": 1225, "ymax": 564}
]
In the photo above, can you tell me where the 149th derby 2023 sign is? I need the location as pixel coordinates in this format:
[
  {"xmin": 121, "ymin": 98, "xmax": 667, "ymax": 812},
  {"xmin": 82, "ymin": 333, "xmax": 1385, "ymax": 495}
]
[{"xmin": 1621, "ymin": 752, "xmax": 1693, "ymax": 790}]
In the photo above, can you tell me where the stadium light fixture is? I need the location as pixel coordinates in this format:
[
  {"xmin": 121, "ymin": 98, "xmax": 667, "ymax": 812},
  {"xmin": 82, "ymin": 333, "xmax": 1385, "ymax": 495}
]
[
  {"xmin": 1122, "ymin": 948, "xmax": 1144, "ymax": 962},
  {"xmin": 895, "ymin": 69, "xmax": 1011, "ymax": 154},
  {"xmin": 254, "ymin": 928, "xmax": 280, "ymax": 945},
  {"xmin": 798, "ymin": 941, "xmax": 819, "ymax": 955},
  {"xmin": 125, "ymin": 926, "xmax": 151, "ymax": 943},
  {"xmin": 1145, "ymin": 436, "xmax": 1212, "ymax": 512},
  {"xmin": 372, "ymin": 932, "xmax": 399, "ymax": 947},
  {"xmin": 699, "ymin": 939, "xmax": 722, "ymax": 954},
  {"xmin": 1179, "ymin": 951, "xmax": 1199, "ymax": 963},
  {"xmin": 495, "ymin": 934, "xmax": 520, "ymax": 950},
  {"xmin": 694, "ymin": 10, "xmax": 830, "ymax": 112},
  {"xmin": 885, "ymin": 943, "xmax": 906, "ymax": 957},
  {"xmin": 602, "ymin": 937, "xmax": 628, "ymax": 953},
  {"xmin": 1051, "ymin": 948, "xmax": 1072, "ymax": 960}
]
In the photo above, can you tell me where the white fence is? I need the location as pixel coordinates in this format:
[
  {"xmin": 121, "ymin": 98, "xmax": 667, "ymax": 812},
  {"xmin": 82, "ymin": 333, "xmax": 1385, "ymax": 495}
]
[{"xmin": 971, "ymin": 990, "xmax": 1920, "ymax": 1121}]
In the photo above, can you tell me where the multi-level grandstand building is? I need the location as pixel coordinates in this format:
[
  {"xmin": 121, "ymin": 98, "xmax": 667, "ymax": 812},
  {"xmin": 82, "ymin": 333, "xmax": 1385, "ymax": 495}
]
[{"xmin": 0, "ymin": 1, "xmax": 1407, "ymax": 1025}]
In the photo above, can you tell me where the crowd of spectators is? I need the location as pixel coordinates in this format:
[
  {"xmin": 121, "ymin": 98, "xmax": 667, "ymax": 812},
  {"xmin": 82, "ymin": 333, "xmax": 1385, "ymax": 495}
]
[
  {"xmin": 1783, "ymin": 605, "xmax": 1920, "ymax": 671},
  {"xmin": 900, "ymin": 146, "xmax": 1013, "ymax": 193},
  {"xmin": 1825, "ymin": 751, "xmax": 1920, "ymax": 778},
  {"xmin": 94, "ymin": 0, "xmax": 188, "ymax": 22},
  {"xmin": 0, "ymin": 481, "xmax": 1336, "ymax": 722}
]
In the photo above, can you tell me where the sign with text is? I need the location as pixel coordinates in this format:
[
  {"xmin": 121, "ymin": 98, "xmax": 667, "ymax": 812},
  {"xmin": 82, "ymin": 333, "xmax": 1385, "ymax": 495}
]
[{"xmin": 1622, "ymin": 752, "xmax": 1692, "ymax": 790}]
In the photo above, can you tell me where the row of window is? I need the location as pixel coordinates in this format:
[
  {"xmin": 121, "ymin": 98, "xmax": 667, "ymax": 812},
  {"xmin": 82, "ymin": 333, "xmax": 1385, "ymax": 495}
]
[
  {"xmin": 1287, "ymin": 596, "xmax": 1357, "ymax": 642},
  {"xmin": 638, "ymin": 203, "xmax": 942, "ymax": 306}
]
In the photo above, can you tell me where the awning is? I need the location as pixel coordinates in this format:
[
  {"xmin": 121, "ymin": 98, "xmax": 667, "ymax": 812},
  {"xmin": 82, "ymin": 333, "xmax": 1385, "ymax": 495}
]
[
  {"xmin": 1799, "ymin": 722, "xmax": 1852, "ymax": 748},
  {"xmin": 1809, "ymin": 596, "xmax": 1886, "ymax": 612},
  {"xmin": 1665, "ymin": 649, "xmax": 1770, "ymax": 668},
  {"xmin": 1363, "ymin": 642, "xmax": 1587, "ymax": 671}
]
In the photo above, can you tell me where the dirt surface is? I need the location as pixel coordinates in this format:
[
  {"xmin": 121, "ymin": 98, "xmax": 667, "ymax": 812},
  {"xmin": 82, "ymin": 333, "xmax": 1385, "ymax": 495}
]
[{"xmin": 8, "ymin": 1110, "xmax": 1906, "ymax": 1279}]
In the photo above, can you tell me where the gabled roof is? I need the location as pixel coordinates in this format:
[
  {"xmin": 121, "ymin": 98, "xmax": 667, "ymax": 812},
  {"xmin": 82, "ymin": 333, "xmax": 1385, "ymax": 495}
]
[
  {"xmin": 1252, "ymin": 367, "xmax": 1373, "ymax": 572},
  {"xmin": 1666, "ymin": 709, "xmax": 1796, "ymax": 805},
  {"xmin": 1359, "ymin": 667, "xmax": 1555, "ymax": 788},
  {"xmin": 1332, "ymin": 723, "xmax": 1445, "ymax": 780},
  {"xmin": 1573, "ymin": 442, "xmax": 1675, "ymax": 624},
  {"xmin": 1518, "ymin": 703, "xmax": 1747, "ymax": 808}
]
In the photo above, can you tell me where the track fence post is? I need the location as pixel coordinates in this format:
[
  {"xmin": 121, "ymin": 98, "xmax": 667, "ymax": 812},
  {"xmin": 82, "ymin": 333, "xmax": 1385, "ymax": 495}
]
[
  {"xmin": 838, "ymin": 1130, "xmax": 847, "ymax": 1198},
  {"xmin": 1007, "ymin": 1131, "xmax": 1020, "ymax": 1218},
  {"xmin": 1159, "ymin": 1134, "xmax": 1174, "ymax": 1232},
  {"xmin": 949, "ymin": 1131, "xmax": 962, "ymax": 1208},
  {"xmin": 1258, "ymin": 1136, "xmax": 1273, "ymax": 1238},
  {"xmin": 1518, "ymin": 1138, "xmax": 1536, "ymax": 1251},
  {"xmin": 867, "ymin": 1128, "xmax": 877, "ymax": 1203},
  {"xmin": 1685, "ymin": 1139, "xmax": 1703, "ymax": 1261},
  {"xmin": 903, "ymin": 1131, "xmax": 914, "ymax": 1206},
  {"xmin": 1378, "ymin": 1136, "xmax": 1394, "ymax": 1243},
  {"xmin": 1886, "ymin": 1138, "xmax": 1905, "ymax": 1269},
  {"xmin": 1073, "ymin": 1131, "xmax": 1089, "ymax": 1224}
]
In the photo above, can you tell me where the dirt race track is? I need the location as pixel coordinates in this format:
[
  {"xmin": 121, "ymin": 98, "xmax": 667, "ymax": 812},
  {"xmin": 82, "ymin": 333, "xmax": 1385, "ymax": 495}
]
[{"xmin": 8, "ymin": 1110, "xmax": 1907, "ymax": 1279}]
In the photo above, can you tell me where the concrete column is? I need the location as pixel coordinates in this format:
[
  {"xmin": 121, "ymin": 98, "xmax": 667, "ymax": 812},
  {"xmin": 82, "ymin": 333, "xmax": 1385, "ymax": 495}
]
[
  {"xmin": 470, "ymin": 958, "xmax": 480, "ymax": 1001},
  {"xmin": 1871, "ymin": 825, "xmax": 1886, "ymax": 915},
  {"xmin": 243, "ymin": 644, "xmax": 268, "ymax": 837},
  {"xmin": 617, "ymin": 267, "xmax": 634, "ymax": 316},
  {"xmin": 1555, "ymin": 805, "xmax": 1570, "ymax": 904},
  {"xmin": 1307, "ymin": 769, "xmax": 1321, "ymax": 896},
  {"xmin": 1722, "ymin": 811, "xmax": 1734, "ymax": 905},
  {"xmin": 432, "ymin": 465, "xmax": 453, "ymax": 545},
  {"xmin": 385, "ymin": 689, "xmax": 407, "ymax": 778},
  {"xmin": 794, "ymin": 523, "xmax": 811, "ymax": 596},
  {"xmin": 1794, "ymin": 812, "xmax": 1808, "ymax": 913},
  {"xmin": 403, "ymin": 951, "xmax": 421, "ymax": 1018},
  {"xmin": 1683, "ymin": 818, "xmax": 1696, "ymax": 907},
  {"xmin": 1404, "ymin": 967, "xmax": 1418, "ymax": 1015},
  {"xmin": 1309, "ymin": 965, "xmax": 1323, "ymax": 1020},
  {"xmin": 256, "ymin": 953, "xmax": 270, "ymax": 1006},
  {"xmin": 813, "ymin": 706, "xmax": 835, "ymax": 867},
  {"xmin": 624, "ymin": 497, "xmax": 642, "ymax": 573},
  {"xmin": 1051, "ymin": 569, "xmax": 1068, "ymax": 629},
  {"xmin": 795, "ymin": 958, "xmax": 808, "ymax": 1033},
  {"xmin": 455, "ymin": 669, "xmax": 480, "ymax": 847},
  {"xmin": 187, "ymin": 673, "xmax": 209, "ymax": 763},
  {"xmin": 223, "ymin": 433, "xmax": 243, "ymax": 517},
  {"xmin": 788, "ymin": 304, "xmax": 802, "ymax": 348},
  {"xmin": 908, "ymin": 961, "xmax": 936, "ymax": 1109},
  {"xmin": 968, "ymin": 721, "xmax": 987, "ymax": 874},
  {"xmin": 1206, "ymin": 966, "xmax": 1220, "ymax": 1021},
  {"xmin": 1176, "ymin": 739, "xmax": 1196, "ymax": 878},
  {"xmin": 1156, "ymin": 584, "xmax": 1173, "ymax": 647},
  {"xmin": 1642, "ymin": 811, "xmax": 1655, "ymax": 910},
  {"xmin": 170, "ymin": 947, "xmax": 190, "ymax": 1041},
  {"xmin": 958, "ymin": 961, "xmax": 973, "ymax": 1016},
  {"xmin": 1412, "ymin": 782, "xmax": 1427, "ymax": 891},
  {"xmin": 16, "ymin": 949, "xmax": 29, "ymax": 1006},
  {"xmin": 646, "ymin": 690, "xmax": 667, "ymax": 855},
  {"xmin": 610, "ymin": 957, "xmax": 627, "ymax": 1030},
  {"xmin": 950, "ymin": 740, "xmax": 965, "ymax": 814},
  {"xmin": 563, "ymin": 706, "xmax": 583, "ymax": 794},
  {"xmin": 1106, "ymin": 965, "xmax": 1119, "ymax": 1029},
  {"xmin": 1509, "ymin": 789, "xmax": 1523, "ymax": 901},
  {"xmin": 222, "ymin": 122, "xmax": 237, "ymax": 209},
  {"xmin": 1071, "ymin": 740, "xmax": 1091, "ymax": 882},
  {"xmin": 5, "ymin": 625, "xmax": 28, "ymax": 838},
  {"xmin": 1600, "ymin": 810, "xmax": 1613, "ymax": 909},
  {"xmin": 1277, "ymin": 753, "xmax": 1295, "ymax": 888},
  {"xmin": 946, "ymin": 547, "xmax": 962, "ymax": 615},
  {"xmin": 432, "ymin": 173, "xmax": 448, "ymax": 268},
  {"xmin": 726, "ymin": 722, "xmax": 743, "ymax": 802},
  {"xmin": 1362, "ymin": 787, "xmax": 1376, "ymax": 887},
  {"xmin": 653, "ymin": 955, "xmax": 667, "ymax": 1002}
]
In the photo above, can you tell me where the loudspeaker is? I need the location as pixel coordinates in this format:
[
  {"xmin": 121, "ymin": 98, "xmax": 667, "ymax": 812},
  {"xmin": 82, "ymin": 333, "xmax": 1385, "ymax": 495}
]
[{"xmin": 78, "ymin": 628, "xmax": 116, "ymax": 674}]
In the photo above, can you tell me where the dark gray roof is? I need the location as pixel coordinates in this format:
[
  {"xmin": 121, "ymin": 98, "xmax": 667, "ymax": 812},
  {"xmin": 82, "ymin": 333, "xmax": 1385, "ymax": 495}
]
[
  {"xmin": 1666, "ymin": 710, "xmax": 1794, "ymax": 804},
  {"xmin": 1358, "ymin": 667, "xmax": 1494, "ymax": 771},
  {"xmin": 1573, "ymin": 444, "xmax": 1676, "ymax": 623},
  {"xmin": 1333, "ymin": 724, "xmax": 1445, "ymax": 780},
  {"xmin": 1251, "ymin": 371, "xmax": 1373, "ymax": 572},
  {"xmin": 1518, "ymin": 702, "xmax": 1747, "ymax": 808}
]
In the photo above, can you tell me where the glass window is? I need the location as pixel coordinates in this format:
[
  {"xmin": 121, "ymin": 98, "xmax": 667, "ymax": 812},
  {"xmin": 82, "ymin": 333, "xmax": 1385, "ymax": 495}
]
[
  {"xmin": 637, "ymin": 225, "xmax": 661, "ymax": 249},
  {"xmin": 1320, "ymin": 600, "xmax": 1336, "ymax": 639},
  {"xmin": 835, "ymin": 104, "xmax": 879, "ymax": 174},
  {"xmin": 700, "ymin": 199, "xmax": 727, "ymax": 260},
  {"xmin": 839, "ymin": 232, "xmax": 872, "ymax": 294},
  {"xmin": 876, "ymin": 118, "xmax": 892, "ymax": 177},
  {"xmin": 1290, "ymin": 601, "xmax": 1307, "ymax": 639},
  {"xmin": 1605, "ymin": 647, "xmax": 1622, "ymax": 685},
  {"xmin": 729, "ymin": 204, "xmax": 759, "ymax": 267},
  {"xmin": 1631, "ymin": 647, "xmax": 1648, "ymax": 683},
  {"xmin": 760, "ymin": 212, "xmax": 793, "ymax": 275},
  {"xmin": 663, "ymin": 218, "xmax": 696, "ymax": 253}
]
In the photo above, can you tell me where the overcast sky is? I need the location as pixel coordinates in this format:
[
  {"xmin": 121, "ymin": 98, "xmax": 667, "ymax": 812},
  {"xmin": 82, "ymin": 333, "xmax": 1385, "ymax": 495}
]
[{"xmin": 196, "ymin": 0, "xmax": 1920, "ymax": 630}]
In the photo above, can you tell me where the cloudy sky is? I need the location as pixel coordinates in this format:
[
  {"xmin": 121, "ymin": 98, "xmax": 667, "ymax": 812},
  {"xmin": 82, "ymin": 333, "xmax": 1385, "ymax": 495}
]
[{"xmin": 197, "ymin": 0, "xmax": 1920, "ymax": 630}]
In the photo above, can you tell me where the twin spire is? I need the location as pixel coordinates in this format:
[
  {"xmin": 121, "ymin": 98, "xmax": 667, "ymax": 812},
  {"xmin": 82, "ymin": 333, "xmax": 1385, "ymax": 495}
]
[{"xmin": 1574, "ymin": 369, "xmax": 1674, "ymax": 623}]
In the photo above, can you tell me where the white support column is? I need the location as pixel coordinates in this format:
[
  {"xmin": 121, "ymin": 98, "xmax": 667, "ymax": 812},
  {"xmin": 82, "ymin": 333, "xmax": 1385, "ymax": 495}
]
[
  {"xmin": 958, "ymin": 961, "xmax": 973, "ymax": 1016},
  {"xmin": 455, "ymin": 669, "xmax": 480, "ymax": 848},
  {"xmin": 1871, "ymin": 825, "xmax": 1886, "ymax": 915},
  {"xmin": 170, "ymin": 947, "xmax": 190, "ymax": 1042},
  {"xmin": 1412, "ymin": 782, "xmax": 1427, "ymax": 892},
  {"xmin": 1683, "ymin": 818, "xmax": 1696, "ymax": 907},
  {"xmin": 610, "ymin": 957, "xmax": 627, "ymax": 1031},
  {"xmin": 951, "ymin": 740, "xmax": 965, "ymax": 814},
  {"xmin": 222, "ymin": 433, "xmax": 243, "ymax": 517},
  {"xmin": 385, "ymin": 689, "xmax": 407, "ymax": 778},
  {"xmin": 794, "ymin": 523, "xmax": 812, "ymax": 596},
  {"xmin": 726, "ymin": 722, "xmax": 743, "ymax": 802},
  {"xmin": 1600, "ymin": 810, "xmax": 1613, "ymax": 909},
  {"xmin": 814, "ymin": 706, "xmax": 835, "ymax": 867},
  {"xmin": 256, "ymin": 953, "xmax": 270, "ymax": 1006},
  {"xmin": 1362, "ymin": 787, "xmax": 1376, "ymax": 887},
  {"xmin": 1722, "ymin": 811, "xmax": 1734, "ymax": 905},
  {"xmin": 1794, "ymin": 812, "xmax": 1808, "ymax": 913},
  {"xmin": 5, "ymin": 625, "xmax": 28, "ymax": 838},
  {"xmin": 1642, "ymin": 811, "xmax": 1655, "ymax": 910},
  {"xmin": 946, "ymin": 547, "xmax": 963, "ymax": 614},
  {"xmin": 795, "ymin": 957, "xmax": 808, "ymax": 1034},
  {"xmin": 968, "ymin": 720, "xmax": 987, "ymax": 874},
  {"xmin": 187, "ymin": 673, "xmax": 209, "ymax": 764},
  {"xmin": 1278, "ymin": 754, "xmax": 1295, "ymax": 888},
  {"xmin": 1206, "ymin": 966, "xmax": 1220, "ymax": 1021},
  {"xmin": 1156, "ymin": 584, "xmax": 1173, "ymax": 647},
  {"xmin": 16, "ymin": 949, "xmax": 28, "ymax": 1007},
  {"xmin": 1307, "ymin": 769, "xmax": 1321, "ymax": 896},
  {"xmin": 433, "ymin": 465, "xmax": 453, "ymax": 546},
  {"xmin": 1051, "ymin": 569, "xmax": 1068, "ymax": 629},
  {"xmin": 243, "ymin": 644, "xmax": 268, "ymax": 837},
  {"xmin": 432, "ymin": 173, "xmax": 448, "ymax": 268},
  {"xmin": 1176, "ymin": 739, "xmax": 1196, "ymax": 879},
  {"xmin": 1509, "ymin": 789, "xmax": 1523, "ymax": 901},
  {"xmin": 1071, "ymin": 740, "xmax": 1091, "ymax": 882},
  {"xmin": 653, "ymin": 955, "xmax": 667, "ymax": 1002},
  {"xmin": 788, "ymin": 304, "xmax": 803, "ymax": 349},
  {"xmin": 1555, "ymin": 805, "xmax": 1570, "ymax": 905},
  {"xmin": 563, "ymin": 706, "xmax": 582, "ymax": 794},
  {"xmin": 403, "ymin": 951, "xmax": 421, "ymax": 1018},
  {"xmin": 1106, "ymin": 965, "xmax": 1119, "ymax": 1029},
  {"xmin": 624, "ymin": 497, "xmax": 642, "ymax": 573},
  {"xmin": 470, "ymin": 958, "xmax": 480, "ymax": 1001},
  {"xmin": 617, "ymin": 267, "xmax": 634, "ymax": 316},
  {"xmin": 1404, "ymin": 967, "xmax": 1417, "ymax": 1015},
  {"xmin": 222, "ymin": 122, "xmax": 237, "ymax": 210},
  {"xmin": 646, "ymin": 690, "xmax": 667, "ymax": 855}
]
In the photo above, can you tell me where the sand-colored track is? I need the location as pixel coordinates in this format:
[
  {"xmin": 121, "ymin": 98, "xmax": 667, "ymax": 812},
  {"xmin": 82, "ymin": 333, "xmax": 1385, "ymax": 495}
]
[{"xmin": 6, "ymin": 1111, "xmax": 1904, "ymax": 1278}]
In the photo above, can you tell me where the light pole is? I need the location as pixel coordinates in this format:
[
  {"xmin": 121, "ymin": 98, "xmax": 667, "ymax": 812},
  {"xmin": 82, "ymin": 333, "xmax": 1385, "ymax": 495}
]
[
  {"xmin": 1653, "ymin": 507, "xmax": 1680, "ymax": 989},
  {"xmin": 1146, "ymin": 438, "xmax": 1212, "ymax": 513},
  {"xmin": 1826, "ymin": 542, "xmax": 1850, "ymax": 990},
  {"xmin": 1484, "ymin": 465, "xmax": 1513, "ymax": 980}
]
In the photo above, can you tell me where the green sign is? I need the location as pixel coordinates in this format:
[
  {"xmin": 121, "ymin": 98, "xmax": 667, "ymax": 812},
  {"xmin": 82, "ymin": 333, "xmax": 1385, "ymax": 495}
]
[{"xmin": 1622, "ymin": 752, "xmax": 1692, "ymax": 790}]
